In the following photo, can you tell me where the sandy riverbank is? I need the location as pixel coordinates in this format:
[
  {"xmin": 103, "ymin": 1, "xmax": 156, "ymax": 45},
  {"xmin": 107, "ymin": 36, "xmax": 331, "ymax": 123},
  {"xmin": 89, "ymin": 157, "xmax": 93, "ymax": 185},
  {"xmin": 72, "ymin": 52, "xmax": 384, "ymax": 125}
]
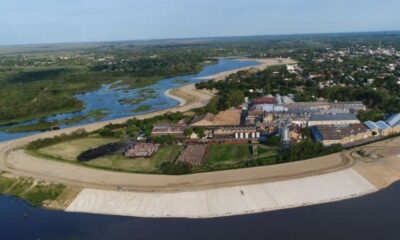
[{"xmin": 197, "ymin": 58, "xmax": 297, "ymax": 81}]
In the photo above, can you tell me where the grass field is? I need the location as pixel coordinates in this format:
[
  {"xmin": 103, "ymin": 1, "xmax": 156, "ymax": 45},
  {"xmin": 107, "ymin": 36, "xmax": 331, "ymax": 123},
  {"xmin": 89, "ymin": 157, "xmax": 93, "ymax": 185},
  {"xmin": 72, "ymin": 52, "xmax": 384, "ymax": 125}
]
[
  {"xmin": 85, "ymin": 145, "xmax": 182, "ymax": 173},
  {"xmin": 195, "ymin": 144, "xmax": 279, "ymax": 172},
  {"xmin": 206, "ymin": 144, "xmax": 251, "ymax": 163},
  {"xmin": 35, "ymin": 138, "xmax": 182, "ymax": 173},
  {"xmin": 37, "ymin": 137, "xmax": 120, "ymax": 161}
]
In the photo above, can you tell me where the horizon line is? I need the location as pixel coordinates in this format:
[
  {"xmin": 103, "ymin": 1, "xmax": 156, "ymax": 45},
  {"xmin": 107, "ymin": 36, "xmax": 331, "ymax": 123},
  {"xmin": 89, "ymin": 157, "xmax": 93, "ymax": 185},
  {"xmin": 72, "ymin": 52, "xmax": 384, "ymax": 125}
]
[{"xmin": 1, "ymin": 29, "xmax": 400, "ymax": 48}]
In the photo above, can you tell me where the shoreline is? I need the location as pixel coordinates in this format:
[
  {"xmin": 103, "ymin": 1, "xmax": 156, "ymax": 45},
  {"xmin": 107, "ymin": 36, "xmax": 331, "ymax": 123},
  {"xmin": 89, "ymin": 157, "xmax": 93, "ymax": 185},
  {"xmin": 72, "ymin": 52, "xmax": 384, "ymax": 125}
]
[{"xmin": 196, "ymin": 57, "xmax": 297, "ymax": 81}]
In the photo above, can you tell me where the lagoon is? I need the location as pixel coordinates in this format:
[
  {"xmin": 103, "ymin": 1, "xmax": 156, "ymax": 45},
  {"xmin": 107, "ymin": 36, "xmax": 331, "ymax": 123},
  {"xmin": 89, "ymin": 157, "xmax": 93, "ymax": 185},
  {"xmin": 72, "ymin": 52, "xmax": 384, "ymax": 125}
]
[{"xmin": 0, "ymin": 59, "xmax": 259, "ymax": 142}]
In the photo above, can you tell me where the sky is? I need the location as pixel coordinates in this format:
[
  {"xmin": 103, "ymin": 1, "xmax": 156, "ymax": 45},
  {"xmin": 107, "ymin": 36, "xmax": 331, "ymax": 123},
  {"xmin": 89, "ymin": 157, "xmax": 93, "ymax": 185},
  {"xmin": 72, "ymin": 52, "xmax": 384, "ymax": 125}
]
[{"xmin": 0, "ymin": 0, "xmax": 399, "ymax": 45}]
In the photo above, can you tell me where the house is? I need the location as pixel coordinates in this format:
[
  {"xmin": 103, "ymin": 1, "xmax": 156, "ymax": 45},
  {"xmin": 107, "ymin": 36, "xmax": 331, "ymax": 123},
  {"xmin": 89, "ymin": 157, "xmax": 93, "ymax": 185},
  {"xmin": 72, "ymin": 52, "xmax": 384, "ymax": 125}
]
[{"xmin": 286, "ymin": 64, "xmax": 297, "ymax": 73}]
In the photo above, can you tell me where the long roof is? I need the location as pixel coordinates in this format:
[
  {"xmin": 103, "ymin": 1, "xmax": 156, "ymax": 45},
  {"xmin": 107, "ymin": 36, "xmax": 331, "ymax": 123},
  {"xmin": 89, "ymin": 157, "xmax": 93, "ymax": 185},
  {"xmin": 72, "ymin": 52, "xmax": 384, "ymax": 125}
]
[
  {"xmin": 309, "ymin": 113, "xmax": 359, "ymax": 122},
  {"xmin": 311, "ymin": 124, "xmax": 368, "ymax": 141}
]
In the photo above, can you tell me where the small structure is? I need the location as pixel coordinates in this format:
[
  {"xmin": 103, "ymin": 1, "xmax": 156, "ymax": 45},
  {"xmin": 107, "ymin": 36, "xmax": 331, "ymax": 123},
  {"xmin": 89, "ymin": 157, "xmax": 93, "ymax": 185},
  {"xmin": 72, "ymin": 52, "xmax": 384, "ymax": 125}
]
[
  {"xmin": 213, "ymin": 126, "xmax": 259, "ymax": 140},
  {"xmin": 125, "ymin": 143, "xmax": 160, "ymax": 158},
  {"xmin": 252, "ymin": 145, "xmax": 258, "ymax": 156},
  {"xmin": 151, "ymin": 124, "xmax": 185, "ymax": 138}
]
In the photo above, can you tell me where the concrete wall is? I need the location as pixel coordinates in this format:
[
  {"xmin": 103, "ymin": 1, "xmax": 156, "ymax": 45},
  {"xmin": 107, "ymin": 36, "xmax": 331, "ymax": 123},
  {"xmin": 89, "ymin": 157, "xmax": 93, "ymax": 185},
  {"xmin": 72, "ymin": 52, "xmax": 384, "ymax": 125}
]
[{"xmin": 66, "ymin": 168, "xmax": 376, "ymax": 218}]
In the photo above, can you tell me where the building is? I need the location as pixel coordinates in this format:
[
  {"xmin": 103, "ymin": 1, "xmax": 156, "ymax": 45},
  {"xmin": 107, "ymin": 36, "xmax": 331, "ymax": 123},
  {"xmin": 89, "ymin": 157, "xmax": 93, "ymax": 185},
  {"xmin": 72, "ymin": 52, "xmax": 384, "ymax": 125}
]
[
  {"xmin": 386, "ymin": 113, "xmax": 400, "ymax": 127},
  {"xmin": 364, "ymin": 120, "xmax": 391, "ymax": 136},
  {"xmin": 245, "ymin": 109, "xmax": 263, "ymax": 125},
  {"xmin": 307, "ymin": 113, "xmax": 360, "ymax": 127},
  {"xmin": 310, "ymin": 124, "xmax": 373, "ymax": 146},
  {"xmin": 364, "ymin": 114, "xmax": 400, "ymax": 136},
  {"xmin": 286, "ymin": 64, "xmax": 298, "ymax": 73},
  {"xmin": 151, "ymin": 124, "xmax": 185, "ymax": 138},
  {"xmin": 252, "ymin": 95, "xmax": 277, "ymax": 105},
  {"xmin": 125, "ymin": 143, "xmax": 160, "ymax": 158},
  {"xmin": 213, "ymin": 126, "xmax": 260, "ymax": 140}
]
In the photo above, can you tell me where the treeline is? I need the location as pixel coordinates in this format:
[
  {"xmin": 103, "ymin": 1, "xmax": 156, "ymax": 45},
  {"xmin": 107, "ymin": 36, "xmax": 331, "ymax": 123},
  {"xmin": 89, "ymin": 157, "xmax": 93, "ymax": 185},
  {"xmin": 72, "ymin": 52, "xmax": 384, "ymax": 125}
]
[
  {"xmin": 94, "ymin": 112, "xmax": 188, "ymax": 139},
  {"xmin": 26, "ymin": 129, "xmax": 88, "ymax": 150},
  {"xmin": 283, "ymin": 140, "xmax": 342, "ymax": 162}
]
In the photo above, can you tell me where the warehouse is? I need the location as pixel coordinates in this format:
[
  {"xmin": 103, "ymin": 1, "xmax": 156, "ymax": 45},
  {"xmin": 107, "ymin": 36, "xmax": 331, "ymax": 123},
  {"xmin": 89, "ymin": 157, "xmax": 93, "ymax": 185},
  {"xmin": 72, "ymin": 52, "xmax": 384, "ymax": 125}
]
[
  {"xmin": 307, "ymin": 113, "xmax": 360, "ymax": 127},
  {"xmin": 310, "ymin": 124, "xmax": 372, "ymax": 146}
]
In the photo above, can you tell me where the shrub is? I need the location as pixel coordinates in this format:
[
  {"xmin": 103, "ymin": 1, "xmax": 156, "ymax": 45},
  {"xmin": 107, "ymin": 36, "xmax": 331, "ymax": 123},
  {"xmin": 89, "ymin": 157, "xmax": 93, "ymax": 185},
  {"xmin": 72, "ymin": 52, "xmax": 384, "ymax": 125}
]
[{"xmin": 159, "ymin": 162, "xmax": 192, "ymax": 175}]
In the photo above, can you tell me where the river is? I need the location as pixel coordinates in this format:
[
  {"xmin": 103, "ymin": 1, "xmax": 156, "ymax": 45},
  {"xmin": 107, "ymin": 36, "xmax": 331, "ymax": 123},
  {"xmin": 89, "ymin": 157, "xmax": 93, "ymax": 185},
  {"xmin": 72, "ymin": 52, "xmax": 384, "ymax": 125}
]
[
  {"xmin": 1, "ymin": 182, "xmax": 400, "ymax": 240},
  {"xmin": 0, "ymin": 59, "xmax": 260, "ymax": 142}
]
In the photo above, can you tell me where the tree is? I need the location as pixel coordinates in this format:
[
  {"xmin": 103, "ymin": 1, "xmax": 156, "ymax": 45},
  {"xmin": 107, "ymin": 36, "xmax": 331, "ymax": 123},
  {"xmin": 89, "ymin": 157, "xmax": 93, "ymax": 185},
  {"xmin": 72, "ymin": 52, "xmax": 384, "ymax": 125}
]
[
  {"xmin": 184, "ymin": 127, "xmax": 193, "ymax": 137},
  {"xmin": 193, "ymin": 127, "xmax": 205, "ymax": 138},
  {"xmin": 159, "ymin": 162, "xmax": 192, "ymax": 175},
  {"xmin": 267, "ymin": 136, "xmax": 281, "ymax": 147}
]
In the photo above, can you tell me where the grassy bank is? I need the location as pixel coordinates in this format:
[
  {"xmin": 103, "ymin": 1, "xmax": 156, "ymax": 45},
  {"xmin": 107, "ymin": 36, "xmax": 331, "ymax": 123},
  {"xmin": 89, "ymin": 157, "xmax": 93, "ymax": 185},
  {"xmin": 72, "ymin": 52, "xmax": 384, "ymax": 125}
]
[
  {"xmin": 3, "ymin": 109, "xmax": 108, "ymax": 133},
  {"xmin": 0, "ymin": 173, "xmax": 76, "ymax": 208}
]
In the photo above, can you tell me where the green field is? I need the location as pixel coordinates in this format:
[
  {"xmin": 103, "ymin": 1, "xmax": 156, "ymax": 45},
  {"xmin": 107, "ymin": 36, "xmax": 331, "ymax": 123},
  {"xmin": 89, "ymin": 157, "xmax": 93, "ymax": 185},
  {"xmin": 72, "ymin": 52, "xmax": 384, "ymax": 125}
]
[
  {"xmin": 37, "ymin": 137, "xmax": 120, "ymax": 161},
  {"xmin": 85, "ymin": 145, "xmax": 182, "ymax": 173},
  {"xmin": 206, "ymin": 144, "xmax": 251, "ymax": 163},
  {"xmin": 33, "ymin": 137, "xmax": 182, "ymax": 173},
  {"xmin": 195, "ymin": 144, "xmax": 279, "ymax": 172}
]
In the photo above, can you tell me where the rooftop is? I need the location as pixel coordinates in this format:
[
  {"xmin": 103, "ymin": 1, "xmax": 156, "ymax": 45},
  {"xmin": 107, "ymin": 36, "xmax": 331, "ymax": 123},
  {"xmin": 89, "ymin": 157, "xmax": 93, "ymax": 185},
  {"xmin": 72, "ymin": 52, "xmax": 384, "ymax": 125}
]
[
  {"xmin": 311, "ymin": 124, "xmax": 369, "ymax": 141},
  {"xmin": 309, "ymin": 113, "xmax": 359, "ymax": 122},
  {"xmin": 386, "ymin": 113, "xmax": 400, "ymax": 127}
]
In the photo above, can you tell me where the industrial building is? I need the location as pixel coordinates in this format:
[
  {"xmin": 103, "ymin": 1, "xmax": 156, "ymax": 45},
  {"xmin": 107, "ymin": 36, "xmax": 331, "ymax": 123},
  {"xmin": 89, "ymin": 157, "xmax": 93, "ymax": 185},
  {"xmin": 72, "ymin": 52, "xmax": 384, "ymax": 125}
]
[
  {"xmin": 364, "ymin": 113, "xmax": 400, "ymax": 136},
  {"xmin": 310, "ymin": 124, "xmax": 372, "ymax": 146},
  {"xmin": 307, "ymin": 113, "xmax": 360, "ymax": 127}
]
